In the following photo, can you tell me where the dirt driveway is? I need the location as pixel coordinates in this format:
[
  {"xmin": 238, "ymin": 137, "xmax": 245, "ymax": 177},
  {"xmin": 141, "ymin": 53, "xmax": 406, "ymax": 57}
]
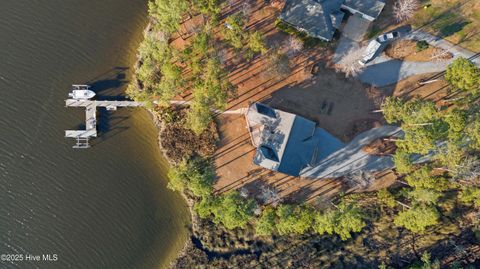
[
  {"xmin": 263, "ymin": 63, "xmax": 386, "ymax": 142},
  {"xmin": 212, "ymin": 63, "xmax": 392, "ymax": 204}
]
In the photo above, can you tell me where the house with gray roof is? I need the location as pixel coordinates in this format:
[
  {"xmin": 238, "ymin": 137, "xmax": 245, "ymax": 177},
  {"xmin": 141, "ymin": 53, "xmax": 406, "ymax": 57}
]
[
  {"xmin": 246, "ymin": 103, "xmax": 402, "ymax": 179},
  {"xmin": 279, "ymin": 0, "xmax": 385, "ymax": 41},
  {"xmin": 246, "ymin": 103, "xmax": 344, "ymax": 176}
]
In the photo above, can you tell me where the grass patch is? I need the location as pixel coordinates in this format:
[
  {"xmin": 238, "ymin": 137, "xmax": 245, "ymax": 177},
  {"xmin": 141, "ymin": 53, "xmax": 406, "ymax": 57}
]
[
  {"xmin": 410, "ymin": 0, "xmax": 480, "ymax": 52},
  {"xmin": 430, "ymin": 11, "xmax": 469, "ymax": 37}
]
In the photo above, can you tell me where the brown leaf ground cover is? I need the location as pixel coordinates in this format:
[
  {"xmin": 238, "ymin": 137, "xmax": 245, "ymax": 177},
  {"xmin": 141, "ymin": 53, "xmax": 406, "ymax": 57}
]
[
  {"xmin": 166, "ymin": 0, "xmax": 463, "ymax": 205},
  {"xmin": 385, "ymin": 39, "xmax": 453, "ymax": 62}
]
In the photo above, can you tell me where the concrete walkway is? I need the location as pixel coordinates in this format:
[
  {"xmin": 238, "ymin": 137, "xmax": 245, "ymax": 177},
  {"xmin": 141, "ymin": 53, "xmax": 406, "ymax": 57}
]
[
  {"xmin": 405, "ymin": 30, "xmax": 479, "ymax": 62},
  {"xmin": 300, "ymin": 125, "xmax": 402, "ymax": 179},
  {"xmin": 359, "ymin": 55, "xmax": 451, "ymax": 86}
]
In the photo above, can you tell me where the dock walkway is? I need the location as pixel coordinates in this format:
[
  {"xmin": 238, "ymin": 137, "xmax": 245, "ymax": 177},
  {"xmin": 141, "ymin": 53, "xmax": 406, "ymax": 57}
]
[
  {"xmin": 65, "ymin": 97, "xmax": 245, "ymax": 148},
  {"xmin": 65, "ymin": 99, "xmax": 144, "ymax": 148}
]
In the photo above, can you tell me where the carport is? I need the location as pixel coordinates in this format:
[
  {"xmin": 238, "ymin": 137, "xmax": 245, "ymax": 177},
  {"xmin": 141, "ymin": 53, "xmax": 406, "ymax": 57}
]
[{"xmin": 342, "ymin": 14, "xmax": 371, "ymax": 42}]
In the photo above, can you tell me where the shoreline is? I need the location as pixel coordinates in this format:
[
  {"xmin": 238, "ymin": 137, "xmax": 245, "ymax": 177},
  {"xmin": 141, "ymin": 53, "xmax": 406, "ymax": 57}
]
[
  {"xmin": 146, "ymin": 107, "xmax": 197, "ymax": 268},
  {"xmin": 133, "ymin": 22, "xmax": 196, "ymax": 265}
]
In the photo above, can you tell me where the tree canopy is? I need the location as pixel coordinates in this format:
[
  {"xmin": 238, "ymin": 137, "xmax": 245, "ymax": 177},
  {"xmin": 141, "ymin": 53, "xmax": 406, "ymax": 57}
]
[
  {"xmin": 393, "ymin": 150, "xmax": 414, "ymax": 174},
  {"xmin": 148, "ymin": 0, "xmax": 189, "ymax": 33},
  {"xmin": 394, "ymin": 205, "xmax": 439, "ymax": 233},
  {"xmin": 313, "ymin": 203, "xmax": 366, "ymax": 240},
  {"xmin": 404, "ymin": 167, "xmax": 449, "ymax": 191},
  {"xmin": 192, "ymin": 0, "xmax": 222, "ymax": 20},
  {"xmin": 222, "ymin": 13, "xmax": 246, "ymax": 50},
  {"xmin": 255, "ymin": 207, "xmax": 277, "ymax": 236},
  {"xmin": 445, "ymin": 57, "xmax": 480, "ymax": 95},
  {"xmin": 168, "ymin": 158, "xmax": 215, "ymax": 198},
  {"xmin": 459, "ymin": 187, "xmax": 480, "ymax": 208},
  {"xmin": 377, "ymin": 189, "xmax": 397, "ymax": 208},
  {"xmin": 196, "ymin": 191, "xmax": 256, "ymax": 229},
  {"xmin": 187, "ymin": 58, "xmax": 234, "ymax": 134},
  {"xmin": 275, "ymin": 204, "xmax": 314, "ymax": 235}
]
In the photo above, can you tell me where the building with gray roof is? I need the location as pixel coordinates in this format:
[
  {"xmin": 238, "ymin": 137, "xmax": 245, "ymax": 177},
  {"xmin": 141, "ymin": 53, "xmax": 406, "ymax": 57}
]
[
  {"xmin": 279, "ymin": 0, "xmax": 385, "ymax": 41},
  {"xmin": 341, "ymin": 0, "xmax": 385, "ymax": 21},
  {"xmin": 246, "ymin": 103, "xmax": 401, "ymax": 179},
  {"xmin": 246, "ymin": 103, "xmax": 344, "ymax": 176}
]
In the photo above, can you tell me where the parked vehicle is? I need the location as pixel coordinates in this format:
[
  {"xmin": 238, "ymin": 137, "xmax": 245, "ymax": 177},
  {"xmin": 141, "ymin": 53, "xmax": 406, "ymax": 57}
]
[
  {"xmin": 359, "ymin": 39, "xmax": 382, "ymax": 66},
  {"xmin": 376, "ymin": 31, "xmax": 400, "ymax": 42},
  {"xmin": 358, "ymin": 31, "xmax": 401, "ymax": 65}
]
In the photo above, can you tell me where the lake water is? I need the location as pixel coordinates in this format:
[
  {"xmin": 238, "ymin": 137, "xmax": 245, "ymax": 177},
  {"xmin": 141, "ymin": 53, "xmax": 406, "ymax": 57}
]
[{"xmin": 0, "ymin": 1, "xmax": 190, "ymax": 268}]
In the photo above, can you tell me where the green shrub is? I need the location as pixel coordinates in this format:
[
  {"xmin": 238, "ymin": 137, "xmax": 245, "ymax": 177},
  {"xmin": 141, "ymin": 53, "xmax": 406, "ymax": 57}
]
[
  {"xmin": 168, "ymin": 158, "xmax": 215, "ymax": 198},
  {"xmin": 416, "ymin": 40, "xmax": 429, "ymax": 52}
]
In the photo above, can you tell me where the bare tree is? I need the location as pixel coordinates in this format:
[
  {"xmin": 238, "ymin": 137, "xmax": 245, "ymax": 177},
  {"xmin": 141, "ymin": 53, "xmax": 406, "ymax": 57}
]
[
  {"xmin": 393, "ymin": 0, "xmax": 419, "ymax": 22},
  {"xmin": 283, "ymin": 36, "xmax": 304, "ymax": 57},
  {"xmin": 263, "ymin": 49, "xmax": 291, "ymax": 79},
  {"xmin": 345, "ymin": 171, "xmax": 375, "ymax": 188},
  {"xmin": 366, "ymin": 86, "xmax": 385, "ymax": 108},
  {"xmin": 239, "ymin": 187, "xmax": 249, "ymax": 198},
  {"xmin": 335, "ymin": 47, "xmax": 366, "ymax": 78},
  {"xmin": 259, "ymin": 185, "xmax": 282, "ymax": 206},
  {"xmin": 228, "ymin": 0, "xmax": 237, "ymax": 9},
  {"xmin": 254, "ymin": 206, "xmax": 262, "ymax": 216},
  {"xmin": 241, "ymin": 1, "xmax": 252, "ymax": 17},
  {"xmin": 452, "ymin": 156, "xmax": 480, "ymax": 184},
  {"xmin": 215, "ymin": 48, "xmax": 229, "ymax": 65}
]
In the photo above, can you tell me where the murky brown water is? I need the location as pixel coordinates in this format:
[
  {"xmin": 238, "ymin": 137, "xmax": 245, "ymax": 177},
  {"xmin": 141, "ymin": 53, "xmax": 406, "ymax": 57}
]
[{"xmin": 0, "ymin": 1, "xmax": 189, "ymax": 268}]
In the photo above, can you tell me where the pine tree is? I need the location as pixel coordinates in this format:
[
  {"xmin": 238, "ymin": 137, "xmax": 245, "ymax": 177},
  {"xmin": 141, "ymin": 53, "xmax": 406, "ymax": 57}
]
[
  {"xmin": 255, "ymin": 207, "xmax": 277, "ymax": 236},
  {"xmin": 276, "ymin": 205, "xmax": 314, "ymax": 235},
  {"xmin": 445, "ymin": 57, "xmax": 480, "ymax": 96},
  {"xmin": 148, "ymin": 0, "xmax": 189, "ymax": 33},
  {"xmin": 394, "ymin": 205, "xmax": 439, "ymax": 233}
]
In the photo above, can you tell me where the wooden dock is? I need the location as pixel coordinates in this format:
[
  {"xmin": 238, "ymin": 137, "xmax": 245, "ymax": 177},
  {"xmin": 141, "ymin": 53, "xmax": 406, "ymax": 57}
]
[{"xmin": 65, "ymin": 99, "xmax": 144, "ymax": 148}]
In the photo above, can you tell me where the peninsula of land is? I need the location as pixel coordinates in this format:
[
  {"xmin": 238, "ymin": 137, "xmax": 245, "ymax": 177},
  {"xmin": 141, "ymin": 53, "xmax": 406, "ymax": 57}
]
[{"xmin": 128, "ymin": 0, "xmax": 480, "ymax": 268}]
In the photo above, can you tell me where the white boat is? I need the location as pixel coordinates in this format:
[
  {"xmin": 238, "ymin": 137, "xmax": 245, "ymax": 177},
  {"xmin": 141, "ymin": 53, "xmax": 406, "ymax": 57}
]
[{"xmin": 68, "ymin": 85, "xmax": 95, "ymax": 100}]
